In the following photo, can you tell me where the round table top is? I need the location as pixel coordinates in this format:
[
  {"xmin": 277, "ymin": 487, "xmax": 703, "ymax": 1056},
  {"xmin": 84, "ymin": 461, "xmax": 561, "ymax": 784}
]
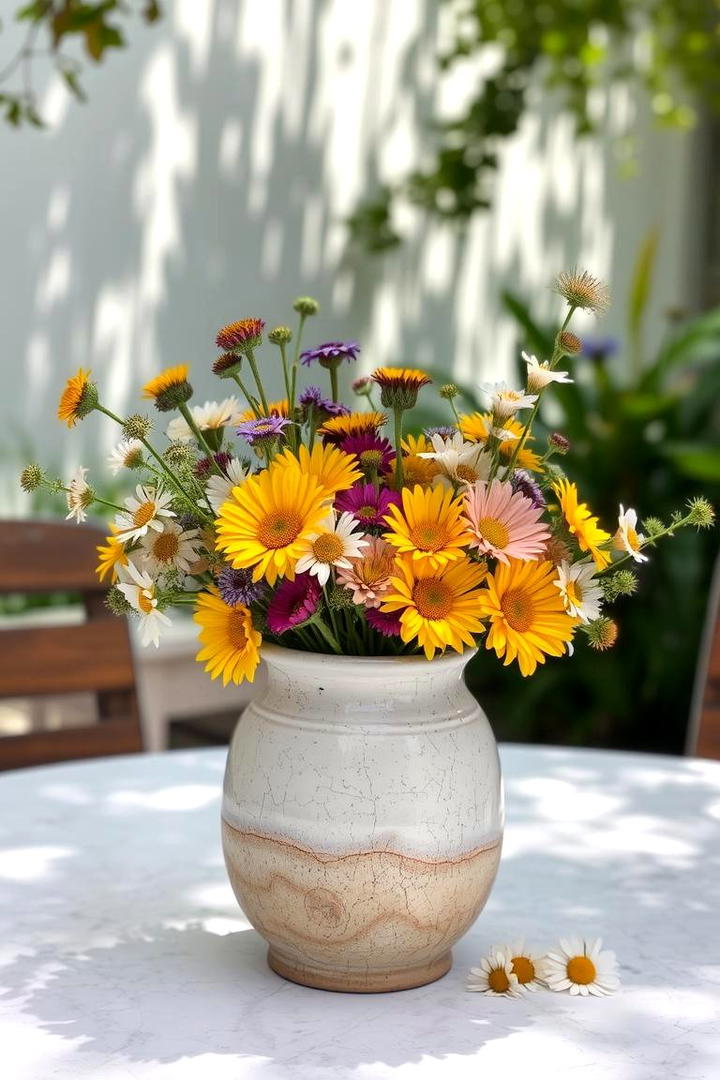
[{"xmin": 2, "ymin": 745, "xmax": 719, "ymax": 1080}]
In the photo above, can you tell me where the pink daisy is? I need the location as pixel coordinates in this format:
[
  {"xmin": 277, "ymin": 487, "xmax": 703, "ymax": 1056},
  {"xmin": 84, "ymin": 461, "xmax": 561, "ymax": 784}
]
[
  {"xmin": 463, "ymin": 479, "xmax": 551, "ymax": 564},
  {"xmin": 335, "ymin": 483, "xmax": 400, "ymax": 529},
  {"xmin": 266, "ymin": 574, "xmax": 321, "ymax": 635},
  {"xmin": 336, "ymin": 537, "xmax": 396, "ymax": 608},
  {"xmin": 366, "ymin": 607, "xmax": 402, "ymax": 637},
  {"xmin": 340, "ymin": 433, "xmax": 395, "ymax": 475}
]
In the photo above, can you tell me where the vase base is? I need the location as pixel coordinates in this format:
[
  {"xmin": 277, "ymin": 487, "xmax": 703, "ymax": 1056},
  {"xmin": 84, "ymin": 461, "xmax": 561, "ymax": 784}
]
[{"xmin": 267, "ymin": 947, "xmax": 452, "ymax": 993}]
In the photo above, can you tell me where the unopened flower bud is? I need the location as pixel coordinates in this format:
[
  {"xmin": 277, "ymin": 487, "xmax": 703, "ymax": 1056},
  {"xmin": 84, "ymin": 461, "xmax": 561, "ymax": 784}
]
[
  {"xmin": 586, "ymin": 616, "xmax": 619, "ymax": 651},
  {"xmin": 686, "ymin": 496, "xmax": 715, "ymax": 529},
  {"xmin": 352, "ymin": 376, "xmax": 372, "ymax": 397},
  {"xmin": 268, "ymin": 325, "xmax": 293, "ymax": 346},
  {"xmin": 439, "ymin": 383, "xmax": 459, "ymax": 400},
  {"xmin": 293, "ymin": 296, "xmax": 319, "ymax": 317},
  {"xmin": 20, "ymin": 463, "xmax": 45, "ymax": 492},
  {"xmin": 123, "ymin": 414, "xmax": 153, "ymax": 440},
  {"xmin": 106, "ymin": 586, "xmax": 133, "ymax": 617},
  {"xmin": 549, "ymin": 432, "xmax": 570, "ymax": 454},
  {"xmin": 557, "ymin": 330, "xmax": 582, "ymax": 355}
]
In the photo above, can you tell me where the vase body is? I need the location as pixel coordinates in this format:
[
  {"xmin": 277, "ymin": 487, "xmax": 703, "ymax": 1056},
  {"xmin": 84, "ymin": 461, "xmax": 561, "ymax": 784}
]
[{"xmin": 221, "ymin": 645, "xmax": 503, "ymax": 993}]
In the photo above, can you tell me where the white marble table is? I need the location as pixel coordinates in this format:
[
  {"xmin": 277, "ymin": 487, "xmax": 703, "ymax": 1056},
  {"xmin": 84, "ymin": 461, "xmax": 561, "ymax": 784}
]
[{"xmin": 1, "ymin": 746, "xmax": 719, "ymax": 1080}]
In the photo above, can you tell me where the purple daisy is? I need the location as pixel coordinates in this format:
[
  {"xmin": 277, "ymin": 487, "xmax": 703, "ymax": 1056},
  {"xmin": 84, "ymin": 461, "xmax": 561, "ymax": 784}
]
[
  {"xmin": 236, "ymin": 415, "xmax": 291, "ymax": 446},
  {"xmin": 267, "ymin": 573, "xmax": 321, "ymax": 635},
  {"xmin": 511, "ymin": 469, "xmax": 546, "ymax": 509},
  {"xmin": 298, "ymin": 386, "xmax": 351, "ymax": 420},
  {"xmin": 366, "ymin": 607, "xmax": 402, "ymax": 638},
  {"xmin": 217, "ymin": 567, "xmax": 265, "ymax": 608},
  {"xmin": 300, "ymin": 341, "xmax": 361, "ymax": 368},
  {"xmin": 335, "ymin": 483, "xmax": 400, "ymax": 529},
  {"xmin": 340, "ymin": 433, "xmax": 395, "ymax": 475},
  {"xmin": 424, "ymin": 425, "xmax": 457, "ymax": 439}
]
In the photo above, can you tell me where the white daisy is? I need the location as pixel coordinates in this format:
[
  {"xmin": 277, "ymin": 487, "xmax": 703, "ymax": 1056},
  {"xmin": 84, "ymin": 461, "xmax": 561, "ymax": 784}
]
[
  {"xmin": 419, "ymin": 431, "xmax": 492, "ymax": 487},
  {"xmin": 295, "ymin": 511, "xmax": 369, "ymax": 586},
  {"xmin": 544, "ymin": 936, "xmax": 620, "ymax": 997},
  {"xmin": 481, "ymin": 381, "xmax": 538, "ymax": 421},
  {"xmin": 205, "ymin": 458, "xmax": 247, "ymax": 515},
  {"xmin": 166, "ymin": 397, "xmax": 243, "ymax": 443},
  {"xmin": 115, "ymin": 484, "xmax": 175, "ymax": 543},
  {"xmin": 65, "ymin": 466, "xmax": 93, "ymax": 524},
  {"xmin": 116, "ymin": 561, "xmax": 172, "ymax": 647},
  {"xmin": 139, "ymin": 520, "xmax": 202, "ymax": 576},
  {"xmin": 494, "ymin": 941, "xmax": 547, "ymax": 992},
  {"xmin": 614, "ymin": 505, "xmax": 649, "ymax": 563},
  {"xmin": 554, "ymin": 560, "xmax": 603, "ymax": 623},
  {"xmin": 523, "ymin": 351, "xmax": 573, "ymax": 392},
  {"xmin": 466, "ymin": 950, "xmax": 523, "ymax": 997},
  {"xmin": 107, "ymin": 438, "xmax": 144, "ymax": 476}
]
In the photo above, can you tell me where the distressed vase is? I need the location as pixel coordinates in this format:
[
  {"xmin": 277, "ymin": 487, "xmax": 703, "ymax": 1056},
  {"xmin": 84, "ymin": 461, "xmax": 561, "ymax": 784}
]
[{"xmin": 221, "ymin": 644, "xmax": 503, "ymax": 993}]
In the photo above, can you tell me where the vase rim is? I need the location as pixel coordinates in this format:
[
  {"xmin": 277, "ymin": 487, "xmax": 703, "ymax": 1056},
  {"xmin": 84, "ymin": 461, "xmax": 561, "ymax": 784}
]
[{"xmin": 260, "ymin": 642, "xmax": 477, "ymax": 670}]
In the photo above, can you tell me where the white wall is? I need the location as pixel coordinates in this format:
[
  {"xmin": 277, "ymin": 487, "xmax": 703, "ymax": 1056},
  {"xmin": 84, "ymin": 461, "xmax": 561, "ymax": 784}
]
[{"xmin": 0, "ymin": 0, "xmax": 699, "ymax": 511}]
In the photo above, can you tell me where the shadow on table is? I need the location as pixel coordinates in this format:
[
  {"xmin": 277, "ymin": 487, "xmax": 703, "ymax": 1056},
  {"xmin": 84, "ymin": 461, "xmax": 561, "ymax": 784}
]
[{"xmin": 1, "ymin": 747, "xmax": 719, "ymax": 1077}]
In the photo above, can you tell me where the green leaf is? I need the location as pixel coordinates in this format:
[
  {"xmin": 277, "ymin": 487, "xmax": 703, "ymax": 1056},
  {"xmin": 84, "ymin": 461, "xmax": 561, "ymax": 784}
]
[
  {"xmin": 627, "ymin": 226, "xmax": 659, "ymax": 372},
  {"xmin": 662, "ymin": 442, "xmax": 720, "ymax": 481},
  {"xmin": 61, "ymin": 68, "xmax": 86, "ymax": 101},
  {"xmin": 16, "ymin": 1, "xmax": 50, "ymax": 22}
]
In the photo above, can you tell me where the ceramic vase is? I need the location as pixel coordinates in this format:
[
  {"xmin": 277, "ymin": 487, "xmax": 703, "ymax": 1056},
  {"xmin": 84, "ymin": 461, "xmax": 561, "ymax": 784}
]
[{"xmin": 222, "ymin": 644, "xmax": 503, "ymax": 993}]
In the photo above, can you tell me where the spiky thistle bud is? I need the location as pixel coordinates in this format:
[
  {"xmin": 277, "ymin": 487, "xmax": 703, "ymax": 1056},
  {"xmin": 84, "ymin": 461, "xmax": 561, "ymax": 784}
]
[
  {"xmin": 293, "ymin": 296, "xmax": 319, "ymax": 317},
  {"xmin": 268, "ymin": 325, "xmax": 293, "ymax": 345},
  {"xmin": 164, "ymin": 441, "xmax": 198, "ymax": 469},
  {"xmin": 642, "ymin": 516, "xmax": 665, "ymax": 539},
  {"xmin": 686, "ymin": 496, "xmax": 715, "ymax": 529},
  {"xmin": 105, "ymin": 586, "xmax": 133, "ymax": 617},
  {"xmin": 123, "ymin": 414, "xmax": 153, "ymax": 440},
  {"xmin": 601, "ymin": 570, "xmax": 638, "ymax": 602},
  {"xmin": 557, "ymin": 330, "xmax": 582, "ymax": 355},
  {"xmin": 586, "ymin": 616, "xmax": 619, "ymax": 651},
  {"xmin": 549, "ymin": 432, "xmax": 570, "ymax": 454},
  {"xmin": 20, "ymin": 463, "xmax": 45, "ymax": 492},
  {"xmin": 327, "ymin": 586, "xmax": 355, "ymax": 611},
  {"xmin": 439, "ymin": 383, "xmax": 459, "ymax": 400},
  {"xmin": 555, "ymin": 269, "xmax": 609, "ymax": 314}
]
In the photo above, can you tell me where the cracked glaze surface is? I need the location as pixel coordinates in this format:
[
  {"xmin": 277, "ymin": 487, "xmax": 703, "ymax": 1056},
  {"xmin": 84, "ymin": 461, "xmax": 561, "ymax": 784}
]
[{"xmin": 221, "ymin": 646, "xmax": 503, "ymax": 990}]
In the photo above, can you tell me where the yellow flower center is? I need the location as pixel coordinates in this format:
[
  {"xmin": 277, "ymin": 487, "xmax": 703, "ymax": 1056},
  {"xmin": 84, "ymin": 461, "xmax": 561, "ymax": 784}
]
[
  {"xmin": 477, "ymin": 516, "xmax": 509, "ymax": 549},
  {"xmin": 138, "ymin": 589, "xmax": 155, "ymax": 615},
  {"xmin": 565, "ymin": 580, "xmax": 583, "ymax": 607},
  {"xmin": 133, "ymin": 500, "xmax": 157, "ymax": 527},
  {"xmin": 627, "ymin": 526, "xmax": 640, "ymax": 551},
  {"xmin": 358, "ymin": 504, "xmax": 378, "ymax": 521},
  {"xmin": 312, "ymin": 532, "xmax": 344, "ymax": 563},
  {"xmin": 511, "ymin": 956, "xmax": 535, "ymax": 984},
  {"xmin": 487, "ymin": 967, "xmax": 510, "ymax": 993},
  {"xmin": 413, "ymin": 579, "xmax": 453, "ymax": 620},
  {"xmin": 566, "ymin": 955, "xmax": 597, "ymax": 985},
  {"xmin": 409, "ymin": 521, "xmax": 449, "ymax": 552},
  {"xmin": 152, "ymin": 532, "xmax": 180, "ymax": 563},
  {"xmin": 257, "ymin": 511, "xmax": 302, "ymax": 549},
  {"xmin": 227, "ymin": 610, "xmax": 249, "ymax": 651},
  {"xmin": 500, "ymin": 586, "xmax": 534, "ymax": 632},
  {"xmin": 455, "ymin": 464, "xmax": 478, "ymax": 483}
]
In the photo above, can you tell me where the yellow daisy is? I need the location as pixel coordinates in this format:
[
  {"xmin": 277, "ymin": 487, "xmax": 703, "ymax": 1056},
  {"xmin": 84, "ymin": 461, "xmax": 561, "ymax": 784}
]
[
  {"xmin": 380, "ymin": 558, "xmax": 487, "ymax": 660},
  {"xmin": 383, "ymin": 484, "xmax": 472, "ymax": 571},
  {"xmin": 273, "ymin": 442, "xmax": 362, "ymax": 498},
  {"xmin": 194, "ymin": 589, "xmax": 262, "ymax": 685},
  {"xmin": 401, "ymin": 432, "xmax": 431, "ymax": 455},
  {"xmin": 214, "ymin": 462, "xmax": 330, "ymax": 585},
  {"xmin": 319, "ymin": 410, "xmax": 388, "ymax": 443},
  {"xmin": 553, "ymin": 478, "xmax": 611, "ymax": 570},
  {"xmin": 57, "ymin": 368, "xmax": 97, "ymax": 427},
  {"xmin": 95, "ymin": 526, "xmax": 129, "ymax": 584},
  {"xmin": 476, "ymin": 558, "xmax": 578, "ymax": 677},
  {"xmin": 142, "ymin": 365, "xmax": 192, "ymax": 411},
  {"xmin": 398, "ymin": 454, "xmax": 441, "ymax": 488},
  {"xmin": 237, "ymin": 398, "xmax": 289, "ymax": 423},
  {"xmin": 458, "ymin": 412, "xmax": 542, "ymax": 472}
]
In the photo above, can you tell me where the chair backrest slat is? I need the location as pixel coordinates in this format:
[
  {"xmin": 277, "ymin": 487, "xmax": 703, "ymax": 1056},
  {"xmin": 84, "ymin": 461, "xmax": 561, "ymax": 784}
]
[
  {"xmin": 0, "ymin": 620, "xmax": 136, "ymax": 698},
  {"xmin": 688, "ymin": 552, "xmax": 720, "ymax": 760}
]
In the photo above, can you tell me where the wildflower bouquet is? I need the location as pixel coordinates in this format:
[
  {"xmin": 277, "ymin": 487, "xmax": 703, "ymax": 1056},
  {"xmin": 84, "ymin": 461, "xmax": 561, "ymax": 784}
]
[{"xmin": 23, "ymin": 275, "xmax": 714, "ymax": 685}]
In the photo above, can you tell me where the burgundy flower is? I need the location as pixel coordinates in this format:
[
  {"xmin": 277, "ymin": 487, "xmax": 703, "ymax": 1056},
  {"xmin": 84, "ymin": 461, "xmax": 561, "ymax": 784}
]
[
  {"xmin": 216, "ymin": 318, "xmax": 265, "ymax": 353},
  {"xmin": 335, "ymin": 483, "xmax": 400, "ymax": 529},
  {"xmin": 267, "ymin": 574, "xmax": 321, "ymax": 635},
  {"xmin": 366, "ymin": 607, "xmax": 402, "ymax": 637},
  {"xmin": 340, "ymin": 433, "xmax": 395, "ymax": 475}
]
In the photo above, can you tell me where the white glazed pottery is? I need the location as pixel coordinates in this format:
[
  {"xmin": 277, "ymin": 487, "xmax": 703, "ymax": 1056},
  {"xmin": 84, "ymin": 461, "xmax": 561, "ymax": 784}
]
[{"xmin": 222, "ymin": 644, "xmax": 503, "ymax": 993}]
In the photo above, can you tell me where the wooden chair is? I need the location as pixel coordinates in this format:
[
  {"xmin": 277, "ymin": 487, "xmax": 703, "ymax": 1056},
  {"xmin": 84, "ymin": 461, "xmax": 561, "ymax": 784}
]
[
  {"xmin": 687, "ymin": 551, "xmax": 720, "ymax": 759},
  {"xmin": 0, "ymin": 520, "xmax": 143, "ymax": 770}
]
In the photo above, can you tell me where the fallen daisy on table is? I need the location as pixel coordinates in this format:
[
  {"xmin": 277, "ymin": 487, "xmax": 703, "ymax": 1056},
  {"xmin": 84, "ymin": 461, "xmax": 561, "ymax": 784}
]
[
  {"xmin": 466, "ymin": 950, "xmax": 523, "ymax": 997},
  {"xmin": 495, "ymin": 941, "xmax": 547, "ymax": 992},
  {"xmin": 544, "ymin": 936, "xmax": 620, "ymax": 996}
]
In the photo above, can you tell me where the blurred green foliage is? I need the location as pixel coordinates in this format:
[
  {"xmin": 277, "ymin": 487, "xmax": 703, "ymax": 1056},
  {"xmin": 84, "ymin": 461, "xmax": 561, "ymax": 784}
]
[
  {"xmin": 0, "ymin": 1, "xmax": 162, "ymax": 127},
  {"xmin": 349, "ymin": 0, "xmax": 720, "ymax": 250},
  {"xmin": 414, "ymin": 241, "xmax": 720, "ymax": 752}
]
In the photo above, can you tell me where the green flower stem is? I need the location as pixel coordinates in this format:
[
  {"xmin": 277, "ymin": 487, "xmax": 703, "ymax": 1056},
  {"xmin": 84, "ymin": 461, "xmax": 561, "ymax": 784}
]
[
  {"xmin": 230, "ymin": 372, "xmax": 262, "ymax": 418},
  {"xmin": 599, "ymin": 510, "xmax": 696, "ymax": 573},
  {"xmin": 306, "ymin": 404, "xmax": 318, "ymax": 451},
  {"xmin": 329, "ymin": 363, "xmax": 339, "ymax": 404},
  {"xmin": 289, "ymin": 312, "xmax": 308, "ymax": 420},
  {"xmin": 449, "ymin": 397, "xmax": 462, "ymax": 425},
  {"xmin": 310, "ymin": 612, "xmax": 342, "ymax": 654},
  {"xmin": 178, "ymin": 403, "xmax": 222, "ymax": 474},
  {"xmin": 245, "ymin": 347, "xmax": 270, "ymax": 415},
  {"xmin": 278, "ymin": 342, "xmax": 292, "ymax": 405},
  {"xmin": 95, "ymin": 404, "xmax": 204, "ymax": 512},
  {"xmin": 393, "ymin": 407, "xmax": 405, "ymax": 489}
]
